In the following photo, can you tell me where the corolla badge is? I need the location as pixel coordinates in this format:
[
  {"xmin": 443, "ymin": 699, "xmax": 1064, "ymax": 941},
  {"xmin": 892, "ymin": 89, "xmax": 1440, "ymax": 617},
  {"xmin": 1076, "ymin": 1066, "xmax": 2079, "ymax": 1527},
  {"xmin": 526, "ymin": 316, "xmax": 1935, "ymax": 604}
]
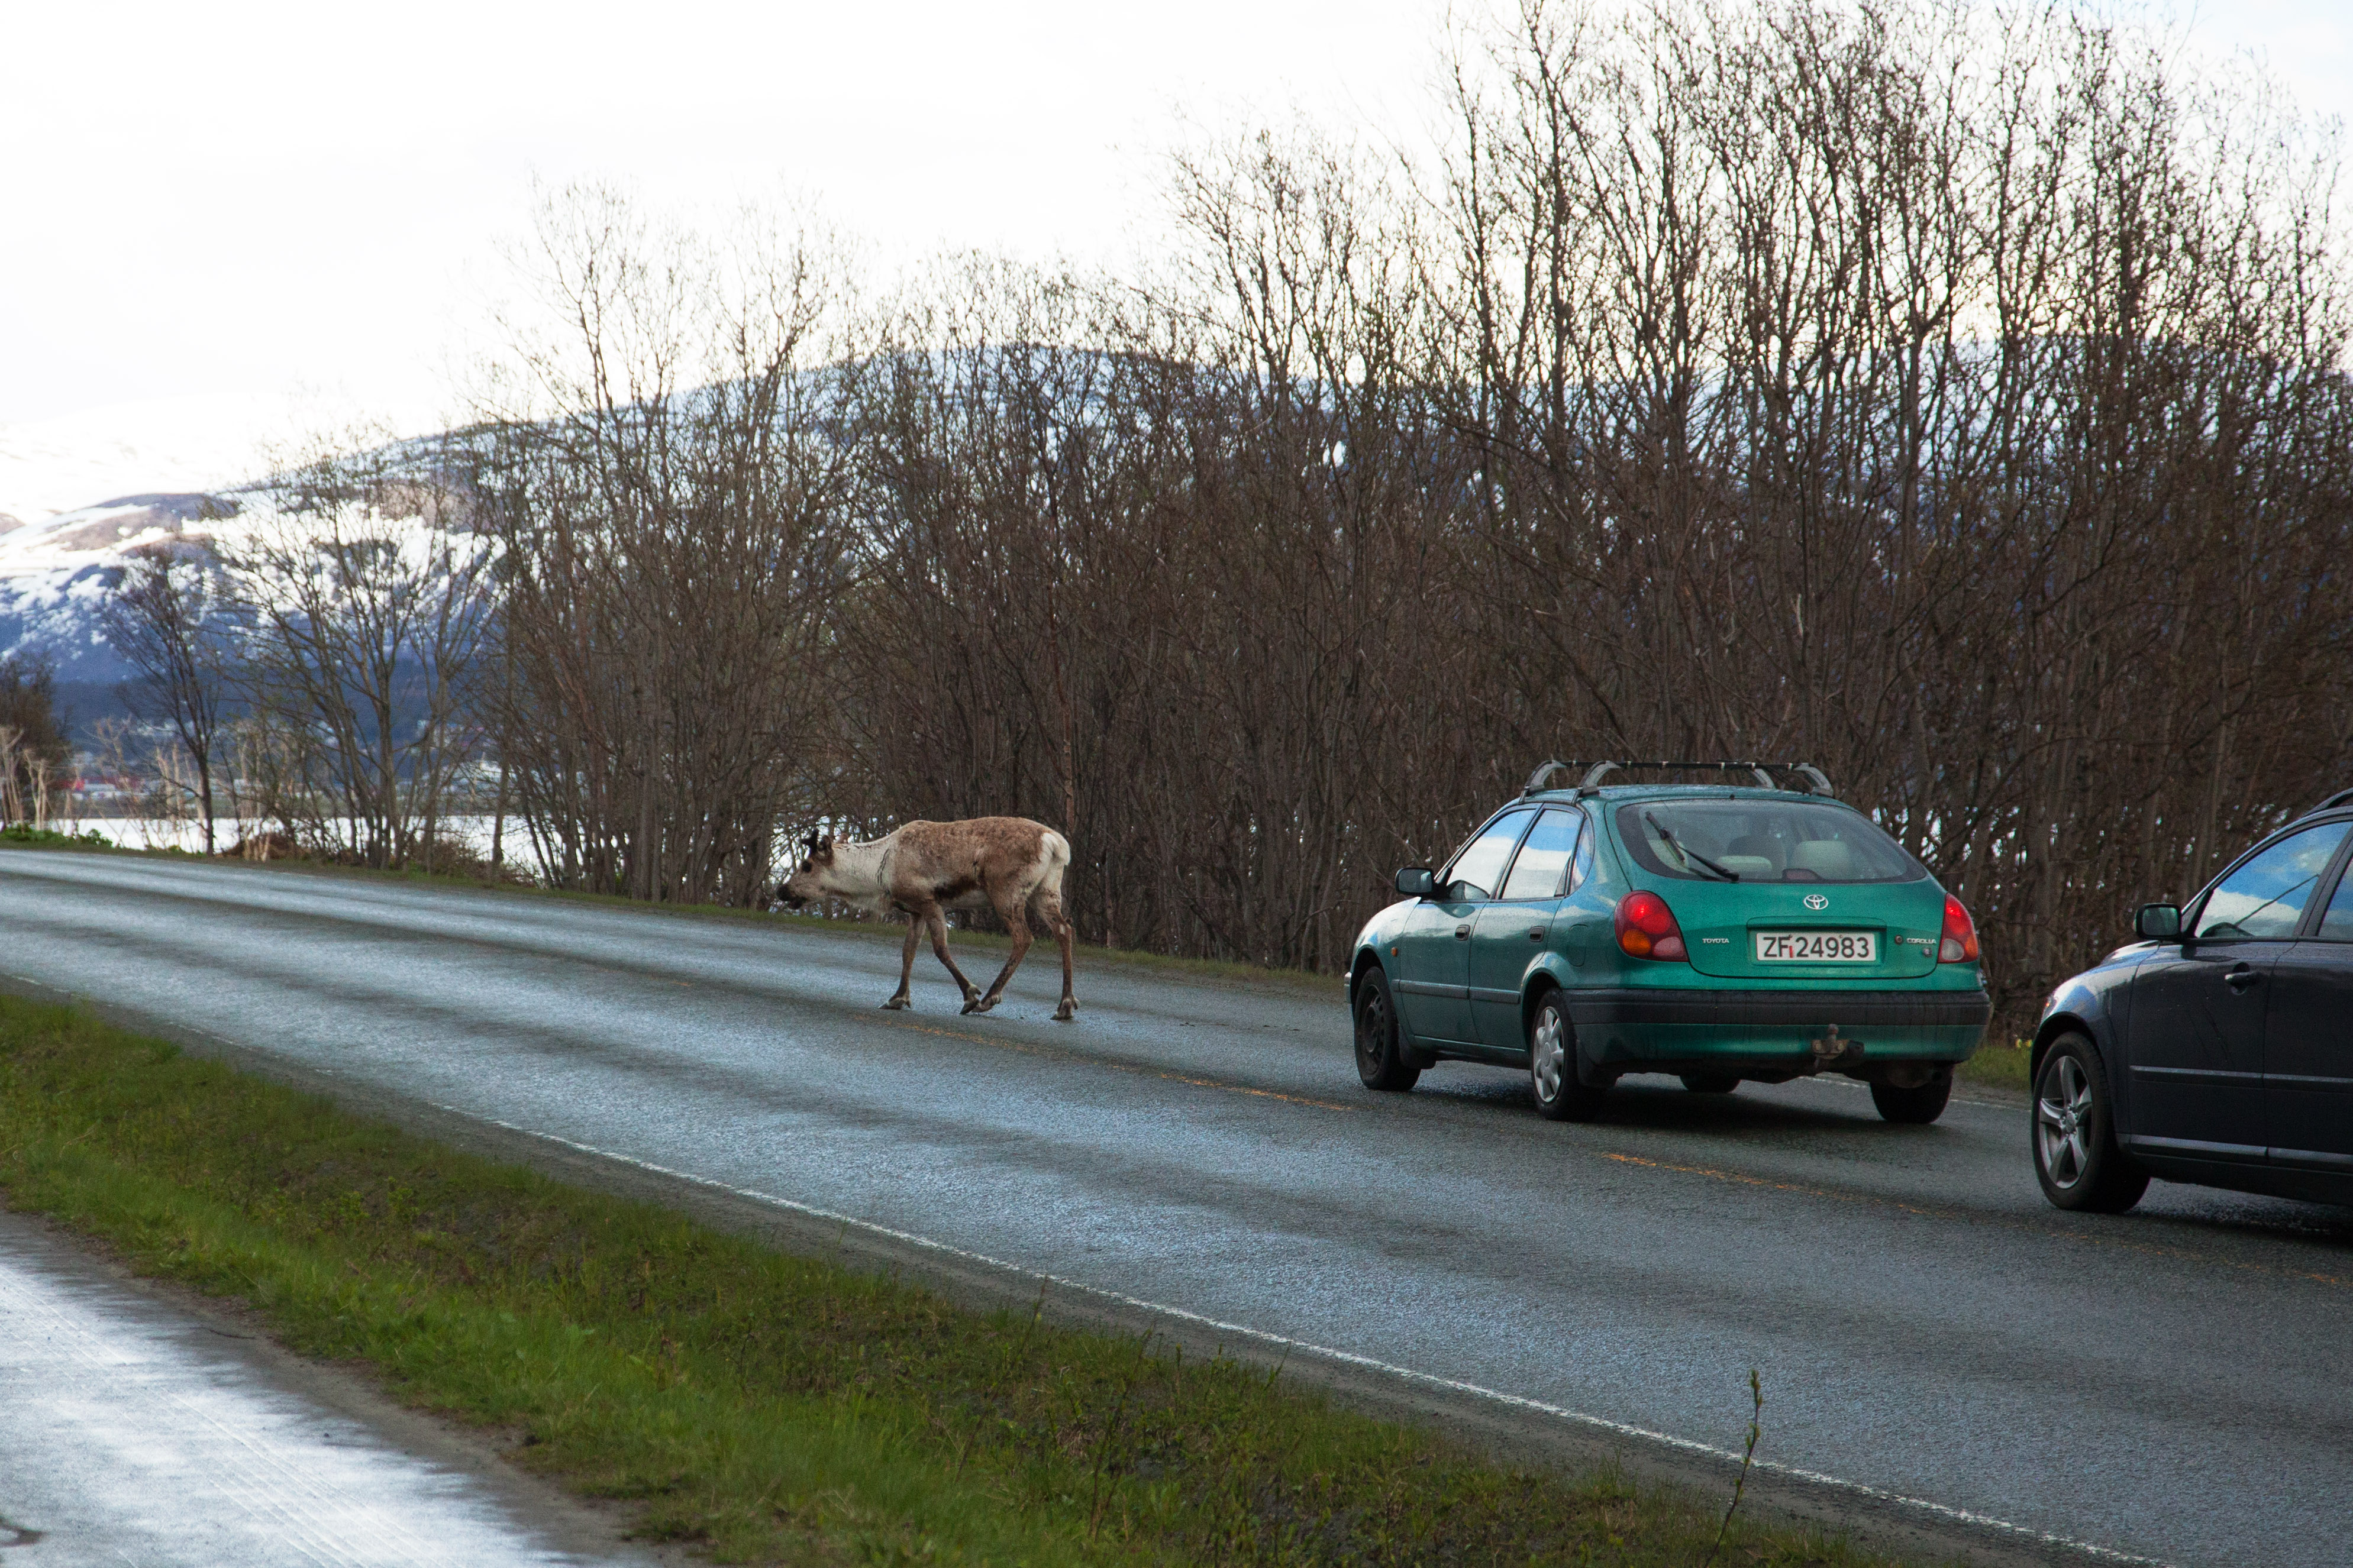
[{"xmin": 1803, "ymin": 893, "xmax": 1829, "ymax": 910}]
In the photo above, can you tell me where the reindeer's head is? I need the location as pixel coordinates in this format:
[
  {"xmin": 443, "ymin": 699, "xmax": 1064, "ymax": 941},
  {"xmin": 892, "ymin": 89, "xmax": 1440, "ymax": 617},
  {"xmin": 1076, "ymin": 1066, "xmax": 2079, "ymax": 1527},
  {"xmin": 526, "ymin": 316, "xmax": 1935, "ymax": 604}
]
[{"xmin": 774, "ymin": 832, "xmax": 838, "ymax": 909}]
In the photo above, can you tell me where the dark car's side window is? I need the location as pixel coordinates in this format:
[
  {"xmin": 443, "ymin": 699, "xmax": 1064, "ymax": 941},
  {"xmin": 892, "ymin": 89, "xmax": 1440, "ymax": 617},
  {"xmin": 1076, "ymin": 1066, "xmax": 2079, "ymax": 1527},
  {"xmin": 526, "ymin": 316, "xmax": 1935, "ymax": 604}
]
[
  {"xmin": 1444, "ymin": 811, "xmax": 1534, "ymax": 901},
  {"xmin": 2316, "ymin": 854, "xmax": 2353, "ymax": 942},
  {"xmin": 2192, "ymin": 823, "xmax": 2352, "ymax": 940},
  {"xmin": 1499, "ymin": 809, "xmax": 1584, "ymax": 901}
]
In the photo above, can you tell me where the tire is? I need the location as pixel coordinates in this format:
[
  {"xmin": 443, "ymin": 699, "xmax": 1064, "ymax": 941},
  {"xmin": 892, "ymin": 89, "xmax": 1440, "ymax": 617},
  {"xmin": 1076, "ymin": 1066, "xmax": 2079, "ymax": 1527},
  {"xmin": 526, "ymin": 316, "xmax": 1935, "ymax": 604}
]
[
  {"xmin": 1680, "ymin": 1073, "xmax": 1739, "ymax": 1094},
  {"xmin": 1870, "ymin": 1068, "xmax": 1954, "ymax": 1124},
  {"xmin": 1529, "ymin": 990, "xmax": 1609, "ymax": 1122},
  {"xmin": 2032, "ymin": 1033, "xmax": 2149, "ymax": 1213},
  {"xmin": 1353, "ymin": 967, "xmax": 1420, "ymax": 1091}
]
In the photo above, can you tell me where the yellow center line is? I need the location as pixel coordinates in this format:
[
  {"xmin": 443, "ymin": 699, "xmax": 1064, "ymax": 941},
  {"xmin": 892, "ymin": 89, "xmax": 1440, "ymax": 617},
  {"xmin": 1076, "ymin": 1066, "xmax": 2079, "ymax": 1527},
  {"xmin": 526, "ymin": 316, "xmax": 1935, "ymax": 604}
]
[
  {"xmin": 875, "ymin": 1017, "xmax": 1355, "ymax": 1112},
  {"xmin": 1598, "ymin": 1150, "xmax": 2353, "ymax": 1291}
]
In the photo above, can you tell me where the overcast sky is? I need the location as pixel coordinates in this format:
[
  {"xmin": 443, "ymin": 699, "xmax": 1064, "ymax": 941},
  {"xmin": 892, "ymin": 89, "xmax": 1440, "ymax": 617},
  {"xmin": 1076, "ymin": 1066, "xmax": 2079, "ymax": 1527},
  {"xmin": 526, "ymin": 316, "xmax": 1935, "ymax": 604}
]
[{"xmin": 3, "ymin": 0, "xmax": 2346, "ymax": 433}]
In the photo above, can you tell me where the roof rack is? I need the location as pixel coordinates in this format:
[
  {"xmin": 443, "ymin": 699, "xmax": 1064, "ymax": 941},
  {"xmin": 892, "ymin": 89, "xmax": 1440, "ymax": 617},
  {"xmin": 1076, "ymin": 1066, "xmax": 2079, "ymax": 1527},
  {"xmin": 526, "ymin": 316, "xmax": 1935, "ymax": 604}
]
[
  {"xmin": 2313, "ymin": 787, "xmax": 2353, "ymax": 814},
  {"xmin": 1523, "ymin": 759, "xmax": 1835, "ymax": 797}
]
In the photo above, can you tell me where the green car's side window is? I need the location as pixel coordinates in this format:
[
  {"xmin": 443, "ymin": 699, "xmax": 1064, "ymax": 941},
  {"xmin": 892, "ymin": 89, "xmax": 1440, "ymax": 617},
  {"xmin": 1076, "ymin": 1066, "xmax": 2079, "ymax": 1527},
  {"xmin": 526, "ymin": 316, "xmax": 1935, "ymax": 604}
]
[
  {"xmin": 1500, "ymin": 809, "xmax": 1584, "ymax": 901},
  {"xmin": 1444, "ymin": 812, "xmax": 1534, "ymax": 901}
]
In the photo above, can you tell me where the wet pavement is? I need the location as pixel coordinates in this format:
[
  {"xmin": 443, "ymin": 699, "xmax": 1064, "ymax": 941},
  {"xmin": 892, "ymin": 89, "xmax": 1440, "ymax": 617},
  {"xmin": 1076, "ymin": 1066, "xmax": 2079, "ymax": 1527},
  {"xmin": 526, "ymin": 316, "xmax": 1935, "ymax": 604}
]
[
  {"xmin": 4, "ymin": 850, "xmax": 2351, "ymax": 1568},
  {"xmin": 0, "ymin": 1207, "xmax": 656, "ymax": 1566}
]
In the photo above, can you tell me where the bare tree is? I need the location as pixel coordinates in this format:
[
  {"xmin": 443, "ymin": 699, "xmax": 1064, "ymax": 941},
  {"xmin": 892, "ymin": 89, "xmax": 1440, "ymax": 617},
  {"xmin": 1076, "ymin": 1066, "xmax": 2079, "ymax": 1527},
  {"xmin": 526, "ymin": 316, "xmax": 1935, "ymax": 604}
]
[
  {"xmin": 99, "ymin": 550, "xmax": 228, "ymax": 853},
  {"xmin": 465, "ymin": 186, "xmax": 860, "ymax": 904},
  {"xmin": 222, "ymin": 437, "xmax": 493, "ymax": 868},
  {"xmin": 0, "ymin": 655, "xmax": 69, "ymax": 829}
]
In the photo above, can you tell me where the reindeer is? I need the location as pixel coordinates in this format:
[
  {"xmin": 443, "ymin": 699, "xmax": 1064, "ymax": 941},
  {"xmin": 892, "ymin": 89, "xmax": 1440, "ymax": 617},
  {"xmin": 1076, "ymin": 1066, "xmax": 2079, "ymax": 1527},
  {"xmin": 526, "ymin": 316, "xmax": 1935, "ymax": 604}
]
[{"xmin": 775, "ymin": 817, "xmax": 1077, "ymax": 1020}]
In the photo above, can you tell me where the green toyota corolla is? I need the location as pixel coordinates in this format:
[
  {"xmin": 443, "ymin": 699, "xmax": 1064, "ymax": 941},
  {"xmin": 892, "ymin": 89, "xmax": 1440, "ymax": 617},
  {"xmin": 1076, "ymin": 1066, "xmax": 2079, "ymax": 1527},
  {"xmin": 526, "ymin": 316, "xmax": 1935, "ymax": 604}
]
[{"xmin": 1347, "ymin": 761, "xmax": 1993, "ymax": 1123}]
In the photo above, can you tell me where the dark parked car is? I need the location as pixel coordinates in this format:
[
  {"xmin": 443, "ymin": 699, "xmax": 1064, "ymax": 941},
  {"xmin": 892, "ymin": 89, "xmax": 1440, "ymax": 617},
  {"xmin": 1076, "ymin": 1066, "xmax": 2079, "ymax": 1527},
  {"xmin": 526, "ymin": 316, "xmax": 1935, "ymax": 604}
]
[{"xmin": 2031, "ymin": 788, "xmax": 2353, "ymax": 1211}]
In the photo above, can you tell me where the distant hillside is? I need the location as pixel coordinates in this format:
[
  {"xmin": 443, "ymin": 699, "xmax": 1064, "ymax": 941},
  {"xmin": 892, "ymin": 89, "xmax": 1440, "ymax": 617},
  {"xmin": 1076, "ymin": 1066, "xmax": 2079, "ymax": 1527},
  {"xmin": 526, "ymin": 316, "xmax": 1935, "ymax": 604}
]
[{"xmin": 0, "ymin": 396, "xmax": 428, "ymax": 745}]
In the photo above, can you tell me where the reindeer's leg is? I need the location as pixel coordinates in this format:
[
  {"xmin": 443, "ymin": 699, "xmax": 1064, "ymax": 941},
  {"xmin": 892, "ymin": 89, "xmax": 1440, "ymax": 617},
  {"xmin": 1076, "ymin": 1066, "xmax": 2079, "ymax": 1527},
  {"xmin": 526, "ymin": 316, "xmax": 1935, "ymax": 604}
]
[
  {"xmin": 883, "ymin": 917, "xmax": 920, "ymax": 1009},
  {"xmin": 970, "ymin": 885, "xmax": 1034, "ymax": 1015},
  {"xmin": 1035, "ymin": 888, "xmax": 1077, "ymax": 1021},
  {"xmin": 921, "ymin": 904, "xmax": 982, "ymax": 1011}
]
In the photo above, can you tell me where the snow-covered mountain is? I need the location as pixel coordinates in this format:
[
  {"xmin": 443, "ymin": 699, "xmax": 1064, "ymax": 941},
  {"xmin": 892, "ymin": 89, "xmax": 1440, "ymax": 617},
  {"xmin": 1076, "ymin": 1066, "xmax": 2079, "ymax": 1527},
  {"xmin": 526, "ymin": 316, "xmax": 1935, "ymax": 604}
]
[
  {"xmin": 0, "ymin": 394, "xmax": 414, "ymax": 732},
  {"xmin": 0, "ymin": 493, "xmax": 239, "ymax": 686}
]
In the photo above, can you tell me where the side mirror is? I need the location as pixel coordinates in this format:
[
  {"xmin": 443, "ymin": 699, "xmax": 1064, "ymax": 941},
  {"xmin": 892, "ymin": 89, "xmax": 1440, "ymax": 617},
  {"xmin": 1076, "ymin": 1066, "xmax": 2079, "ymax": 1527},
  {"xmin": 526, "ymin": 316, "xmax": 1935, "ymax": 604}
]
[
  {"xmin": 1395, "ymin": 867, "xmax": 1436, "ymax": 898},
  {"xmin": 2135, "ymin": 903, "xmax": 2182, "ymax": 940}
]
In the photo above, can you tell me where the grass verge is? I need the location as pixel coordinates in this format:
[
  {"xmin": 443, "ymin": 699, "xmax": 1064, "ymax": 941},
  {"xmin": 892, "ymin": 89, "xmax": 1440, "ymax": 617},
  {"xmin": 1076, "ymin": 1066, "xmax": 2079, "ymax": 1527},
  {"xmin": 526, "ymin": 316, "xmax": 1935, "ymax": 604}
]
[
  {"xmin": 0, "ymin": 823, "xmax": 115, "ymax": 851},
  {"xmin": 1955, "ymin": 1038, "xmax": 2033, "ymax": 1094},
  {"xmin": 0, "ymin": 994, "xmax": 1903, "ymax": 1567}
]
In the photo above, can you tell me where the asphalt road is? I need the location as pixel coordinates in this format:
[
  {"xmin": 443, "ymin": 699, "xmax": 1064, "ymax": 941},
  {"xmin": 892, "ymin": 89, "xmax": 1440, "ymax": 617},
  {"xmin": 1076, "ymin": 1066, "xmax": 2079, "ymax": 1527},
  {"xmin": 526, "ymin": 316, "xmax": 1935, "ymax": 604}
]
[
  {"xmin": 4, "ymin": 850, "xmax": 2349, "ymax": 1568},
  {"xmin": 0, "ymin": 1208, "xmax": 661, "ymax": 1567}
]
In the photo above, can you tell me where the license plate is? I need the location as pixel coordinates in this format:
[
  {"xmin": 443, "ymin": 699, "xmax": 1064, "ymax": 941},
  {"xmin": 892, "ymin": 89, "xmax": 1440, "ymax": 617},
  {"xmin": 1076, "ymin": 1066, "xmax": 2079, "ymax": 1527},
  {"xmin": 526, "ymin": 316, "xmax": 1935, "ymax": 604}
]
[{"xmin": 1755, "ymin": 931, "xmax": 1877, "ymax": 963}]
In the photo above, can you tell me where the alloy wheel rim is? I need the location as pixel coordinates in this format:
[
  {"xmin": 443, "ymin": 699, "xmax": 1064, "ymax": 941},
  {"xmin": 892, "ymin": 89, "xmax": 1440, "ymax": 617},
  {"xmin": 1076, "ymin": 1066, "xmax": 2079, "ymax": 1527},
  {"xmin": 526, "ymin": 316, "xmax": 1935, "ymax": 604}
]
[
  {"xmin": 1532, "ymin": 1007, "xmax": 1566, "ymax": 1101},
  {"xmin": 2036, "ymin": 1055, "xmax": 2096, "ymax": 1189}
]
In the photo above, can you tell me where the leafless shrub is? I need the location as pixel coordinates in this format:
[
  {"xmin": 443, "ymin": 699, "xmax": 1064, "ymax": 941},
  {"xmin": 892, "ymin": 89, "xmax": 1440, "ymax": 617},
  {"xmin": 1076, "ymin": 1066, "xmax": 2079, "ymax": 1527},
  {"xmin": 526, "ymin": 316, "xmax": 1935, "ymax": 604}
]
[
  {"xmin": 462, "ymin": 187, "xmax": 861, "ymax": 905},
  {"xmin": 0, "ymin": 655, "xmax": 70, "ymax": 827},
  {"xmin": 298, "ymin": 1, "xmax": 2351, "ymax": 1029},
  {"xmin": 220, "ymin": 432, "xmax": 493, "ymax": 868},
  {"xmin": 1407, "ymin": 0, "xmax": 2353, "ymax": 1017},
  {"xmin": 99, "ymin": 551, "xmax": 229, "ymax": 852}
]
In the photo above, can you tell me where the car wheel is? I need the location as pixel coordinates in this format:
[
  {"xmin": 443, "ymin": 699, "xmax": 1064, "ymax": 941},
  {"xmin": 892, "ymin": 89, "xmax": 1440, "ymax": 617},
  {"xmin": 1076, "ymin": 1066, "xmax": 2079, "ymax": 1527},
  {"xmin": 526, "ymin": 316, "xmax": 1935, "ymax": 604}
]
[
  {"xmin": 2032, "ymin": 1033, "xmax": 2149, "ymax": 1213},
  {"xmin": 1529, "ymin": 991, "xmax": 1608, "ymax": 1122},
  {"xmin": 1680, "ymin": 1073, "xmax": 1739, "ymax": 1094},
  {"xmin": 1870, "ymin": 1068, "xmax": 1953, "ymax": 1124},
  {"xmin": 1353, "ymin": 967, "xmax": 1420, "ymax": 1091}
]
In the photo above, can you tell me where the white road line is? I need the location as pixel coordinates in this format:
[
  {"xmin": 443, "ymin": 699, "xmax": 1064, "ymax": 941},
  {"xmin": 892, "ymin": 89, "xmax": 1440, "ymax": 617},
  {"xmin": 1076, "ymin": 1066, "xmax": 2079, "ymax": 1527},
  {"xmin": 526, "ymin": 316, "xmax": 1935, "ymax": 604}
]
[{"xmin": 448, "ymin": 1106, "xmax": 2171, "ymax": 1568}]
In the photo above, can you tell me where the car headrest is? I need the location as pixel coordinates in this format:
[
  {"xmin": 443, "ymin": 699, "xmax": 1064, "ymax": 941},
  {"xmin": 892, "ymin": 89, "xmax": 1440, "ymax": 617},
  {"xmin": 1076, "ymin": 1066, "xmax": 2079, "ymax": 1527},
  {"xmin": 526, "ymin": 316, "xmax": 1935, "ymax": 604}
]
[{"xmin": 1789, "ymin": 839, "xmax": 1860, "ymax": 879}]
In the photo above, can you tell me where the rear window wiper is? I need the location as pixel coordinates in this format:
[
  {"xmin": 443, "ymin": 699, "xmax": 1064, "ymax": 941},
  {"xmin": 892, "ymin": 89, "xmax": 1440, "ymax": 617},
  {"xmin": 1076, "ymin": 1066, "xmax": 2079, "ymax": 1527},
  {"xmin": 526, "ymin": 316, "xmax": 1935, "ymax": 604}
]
[{"xmin": 1644, "ymin": 810, "xmax": 1739, "ymax": 881}]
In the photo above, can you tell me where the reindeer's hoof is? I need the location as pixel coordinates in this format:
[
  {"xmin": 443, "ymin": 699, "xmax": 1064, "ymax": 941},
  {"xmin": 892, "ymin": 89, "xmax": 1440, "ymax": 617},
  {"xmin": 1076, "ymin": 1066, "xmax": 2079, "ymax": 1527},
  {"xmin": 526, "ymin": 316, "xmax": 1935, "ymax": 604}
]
[
  {"xmin": 882, "ymin": 997, "xmax": 911, "ymax": 1011},
  {"xmin": 962, "ymin": 995, "xmax": 998, "ymax": 1016},
  {"xmin": 1053, "ymin": 1001, "xmax": 1077, "ymax": 1022}
]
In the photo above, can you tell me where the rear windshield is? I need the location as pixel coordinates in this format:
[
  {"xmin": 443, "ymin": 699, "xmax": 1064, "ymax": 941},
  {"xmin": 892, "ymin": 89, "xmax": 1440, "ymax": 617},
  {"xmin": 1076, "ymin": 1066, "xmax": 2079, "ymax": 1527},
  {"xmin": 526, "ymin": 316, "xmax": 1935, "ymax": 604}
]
[{"xmin": 1616, "ymin": 800, "xmax": 1925, "ymax": 885}]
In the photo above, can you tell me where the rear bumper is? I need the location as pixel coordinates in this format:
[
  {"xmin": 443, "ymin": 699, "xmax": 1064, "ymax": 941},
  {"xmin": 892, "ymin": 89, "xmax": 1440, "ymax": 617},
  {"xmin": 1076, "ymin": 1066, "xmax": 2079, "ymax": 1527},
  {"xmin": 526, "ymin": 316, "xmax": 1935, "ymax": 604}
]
[
  {"xmin": 1568, "ymin": 988, "xmax": 1992, "ymax": 1029},
  {"xmin": 1568, "ymin": 987, "xmax": 1992, "ymax": 1068}
]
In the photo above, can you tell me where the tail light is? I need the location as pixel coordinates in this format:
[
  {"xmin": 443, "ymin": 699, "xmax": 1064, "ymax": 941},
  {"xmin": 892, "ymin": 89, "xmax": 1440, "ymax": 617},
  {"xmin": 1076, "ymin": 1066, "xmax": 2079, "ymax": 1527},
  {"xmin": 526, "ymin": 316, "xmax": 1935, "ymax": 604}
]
[
  {"xmin": 1939, "ymin": 896, "xmax": 1980, "ymax": 964},
  {"xmin": 1616, "ymin": 891, "xmax": 1689, "ymax": 961}
]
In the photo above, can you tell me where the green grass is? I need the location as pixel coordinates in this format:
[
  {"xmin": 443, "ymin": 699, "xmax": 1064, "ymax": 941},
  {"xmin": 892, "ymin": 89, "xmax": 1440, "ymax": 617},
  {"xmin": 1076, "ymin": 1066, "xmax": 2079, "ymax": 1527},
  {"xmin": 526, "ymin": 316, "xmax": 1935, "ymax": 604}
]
[
  {"xmin": 0, "ymin": 994, "xmax": 1909, "ymax": 1567},
  {"xmin": 1955, "ymin": 1037, "xmax": 2033, "ymax": 1094},
  {"xmin": 0, "ymin": 822, "xmax": 115, "ymax": 850}
]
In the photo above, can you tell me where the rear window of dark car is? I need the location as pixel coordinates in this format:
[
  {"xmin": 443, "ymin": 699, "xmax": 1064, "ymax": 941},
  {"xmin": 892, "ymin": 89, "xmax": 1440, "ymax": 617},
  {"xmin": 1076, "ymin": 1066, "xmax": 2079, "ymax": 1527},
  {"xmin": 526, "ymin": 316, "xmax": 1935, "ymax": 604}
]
[{"xmin": 1616, "ymin": 800, "xmax": 1926, "ymax": 884}]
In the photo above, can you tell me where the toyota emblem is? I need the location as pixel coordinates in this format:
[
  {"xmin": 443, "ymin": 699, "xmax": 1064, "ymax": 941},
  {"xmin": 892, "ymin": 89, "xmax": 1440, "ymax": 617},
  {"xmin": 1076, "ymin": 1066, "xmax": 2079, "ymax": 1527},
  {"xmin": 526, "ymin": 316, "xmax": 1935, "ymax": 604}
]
[{"xmin": 1803, "ymin": 893, "xmax": 1829, "ymax": 910}]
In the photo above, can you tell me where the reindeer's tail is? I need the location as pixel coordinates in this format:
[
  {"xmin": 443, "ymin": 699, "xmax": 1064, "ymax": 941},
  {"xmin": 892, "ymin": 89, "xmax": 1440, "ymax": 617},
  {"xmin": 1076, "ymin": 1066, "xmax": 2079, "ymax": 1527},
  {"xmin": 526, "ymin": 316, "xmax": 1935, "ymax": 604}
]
[{"xmin": 1037, "ymin": 827, "xmax": 1073, "ymax": 901}]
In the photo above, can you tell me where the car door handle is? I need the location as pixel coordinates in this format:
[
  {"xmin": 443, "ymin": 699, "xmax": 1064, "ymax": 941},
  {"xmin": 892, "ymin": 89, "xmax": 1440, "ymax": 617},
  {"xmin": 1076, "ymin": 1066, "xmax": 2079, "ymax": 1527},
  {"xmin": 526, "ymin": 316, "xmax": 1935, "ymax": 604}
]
[
  {"xmin": 1455, "ymin": 924, "xmax": 1471, "ymax": 939},
  {"xmin": 2226, "ymin": 966, "xmax": 2261, "ymax": 991},
  {"xmin": 1528, "ymin": 926, "xmax": 1546, "ymax": 941}
]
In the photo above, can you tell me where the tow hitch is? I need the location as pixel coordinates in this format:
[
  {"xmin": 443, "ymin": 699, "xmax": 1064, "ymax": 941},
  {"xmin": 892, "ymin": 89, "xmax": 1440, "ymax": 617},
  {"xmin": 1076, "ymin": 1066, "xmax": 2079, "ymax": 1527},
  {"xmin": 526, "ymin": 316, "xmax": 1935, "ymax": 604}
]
[{"xmin": 1809, "ymin": 1024, "xmax": 1865, "ymax": 1071}]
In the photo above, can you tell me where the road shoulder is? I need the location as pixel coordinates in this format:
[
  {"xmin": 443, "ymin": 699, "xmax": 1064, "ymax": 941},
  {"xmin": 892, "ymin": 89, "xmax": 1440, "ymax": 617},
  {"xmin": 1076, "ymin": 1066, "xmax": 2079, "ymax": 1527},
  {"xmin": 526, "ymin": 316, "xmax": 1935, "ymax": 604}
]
[
  {"xmin": 9, "ymin": 971, "xmax": 2121, "ymax": 1568},
  {"xmin": 0, "ymin": 1202, "xmax": 676, "ymax": 1566}
]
